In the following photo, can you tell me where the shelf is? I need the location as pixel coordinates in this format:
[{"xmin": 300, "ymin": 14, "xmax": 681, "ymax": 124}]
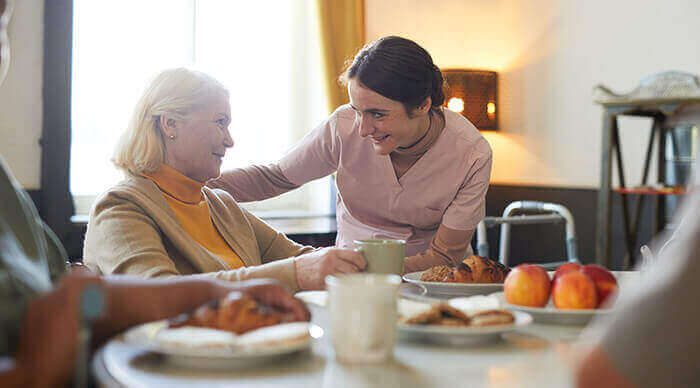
[{"xmin": 613, "ymin": 187, "xmax": 686, "ymax": 196}]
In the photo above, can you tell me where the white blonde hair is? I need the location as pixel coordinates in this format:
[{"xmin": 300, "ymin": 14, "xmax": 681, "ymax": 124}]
[{"xmin": 113, "ymin": 68, "xmax": 229, "ymax": 176}]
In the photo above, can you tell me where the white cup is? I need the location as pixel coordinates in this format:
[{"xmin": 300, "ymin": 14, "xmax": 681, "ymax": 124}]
[{"xmin": 325, "ymin": 273, "xmax": 402, "ymax": 364}]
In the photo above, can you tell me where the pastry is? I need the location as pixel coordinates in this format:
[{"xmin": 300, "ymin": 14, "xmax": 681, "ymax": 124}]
[
  {"xmin": 462, "ymin": 255, "xmax": 510, "ymax": 283},
  {"xmin": 468, "ymin": 310, "xmax": 515, "ymax": 327},
  {"xmin": 168, "ymin": 291, "xmax": 301, "ymax": 335},
  {"xmin": 420, "ymin": 265, "xmax": 453, "ymax": 282},
  {"xmin": 430, "ymin": 255, "xmax": 510, "ymax": 284},
  {"xmin": 437, "ymin": 303, "xmax": 471, "ymax": 323},
  {"xmin": 443, "ymin": 262, "xmax": 474, "ymax": 283},
  {"xmin": 435, "ymin": 317, "xmax": 470, "ymax": 327},
  {"xmin": 399, "ymin": 301, "xmax": 472, "ymax": 326}
]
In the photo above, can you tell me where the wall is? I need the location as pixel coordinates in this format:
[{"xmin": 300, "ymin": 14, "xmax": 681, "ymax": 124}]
[
  {"xmin": 4, "ymin": 1, "xmax": 699, "ymax": 190},
  {"xmin": 0, "ymin": 0, "xmax": 42, "ymax": 188},
  {"xmin": 366, "ymin": 0, "xmax": 700, "ymax": 188}
]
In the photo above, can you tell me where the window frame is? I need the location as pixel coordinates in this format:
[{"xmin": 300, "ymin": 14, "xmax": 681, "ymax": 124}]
[{"xmin": 42, "ymin": 0, "xmax": 335, "ymax": 258}]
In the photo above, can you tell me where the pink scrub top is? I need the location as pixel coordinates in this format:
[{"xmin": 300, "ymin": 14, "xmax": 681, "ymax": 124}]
[{"xmin": 278, "ymin": 105, "xmax": 492, "ymax": 256}]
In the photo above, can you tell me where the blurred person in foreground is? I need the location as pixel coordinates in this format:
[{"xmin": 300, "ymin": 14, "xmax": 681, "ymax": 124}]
[
  {"xmin": 0, "ymin": 2, "xmax": 308, "ymax": 386},
  {"xmin": 575, "ymin": 139, "xmax": 700, "ymax": 386},
  {"xmin": 83, "ymin": 67, "xmax": 365, "ymax": 290}
]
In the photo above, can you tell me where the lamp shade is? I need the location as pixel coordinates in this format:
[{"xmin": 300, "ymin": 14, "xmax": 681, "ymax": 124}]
[{"xmin": 443, "ymin": 69, "xmax": 498, "ymax": 131}]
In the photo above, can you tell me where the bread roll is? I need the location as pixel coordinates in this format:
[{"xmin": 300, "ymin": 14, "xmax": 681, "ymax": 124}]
[{"xmin": 420, "ymin": 265, "xmax": 453, "ymax": 282}]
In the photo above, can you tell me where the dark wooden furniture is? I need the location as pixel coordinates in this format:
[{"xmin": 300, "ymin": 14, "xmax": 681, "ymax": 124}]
[
  {"xmin": 594, "ymin": 71, "xmax": 700, "ymax": 268},
  {"xmin": 264, "ymin": 216, "xmax": 337, "ymax": 247}
]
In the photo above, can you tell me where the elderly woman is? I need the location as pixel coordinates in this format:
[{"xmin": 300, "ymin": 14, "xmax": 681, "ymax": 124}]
[
  {"xmin": 83, "ymin": 68, "xmax": 365, "ymax": 290},
  {"xmin": 0, "ymin": 6, "xmax": 308, "ymax": 385}
]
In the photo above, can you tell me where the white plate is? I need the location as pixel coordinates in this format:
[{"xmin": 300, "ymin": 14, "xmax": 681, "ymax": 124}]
[
  {"xmin": 492, "ymin": 292, "xmax": 613, "ymax": 326},
  {"xmin": 122, "ymin": 320, "xmax": 321, "ymax": 369},
  {"xmin": 295, "ymin": 282, "xmax": 429, "ymax": 308},
  {"xmin": 398, "ymin": 310, "xmax": 532, "ymax": 345},
  {"xmin": 403, "ymin": 271, "xmax": 503, "ymax": 298},
  {"xmin": 499, "ymin": 270, "xmax": 637, "ymax": 326},
  {"xmin": 295, "ymin": 290, "xmax": 328, "ymax": 307}
]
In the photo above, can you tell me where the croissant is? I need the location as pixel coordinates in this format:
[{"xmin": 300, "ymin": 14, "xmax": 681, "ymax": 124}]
[
  {"xmin": 462, "ymin": 255, "xmax": 510, "ymax": 283},
  {"xmin": 168, "ymin": 292, "xmax": 295, "ymax": 334},
  {"xmin": 440, "ymin": 255, "xmax": 510, "ymax": 284},
  {"xmin": 443, "ymin": 262, "xmax": 474, "ymax": 283}
]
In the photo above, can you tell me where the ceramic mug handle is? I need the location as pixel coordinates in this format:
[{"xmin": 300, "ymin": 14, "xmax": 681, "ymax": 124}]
[{"xmin": 354, "ymin": 247, "xmax": 367, "ymax": 272}]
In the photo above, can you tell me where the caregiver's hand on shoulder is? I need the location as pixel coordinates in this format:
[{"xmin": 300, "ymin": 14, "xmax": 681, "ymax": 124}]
[{"xmin": 294, "ymin": 247, "xmax": 366, "ymax": 290}]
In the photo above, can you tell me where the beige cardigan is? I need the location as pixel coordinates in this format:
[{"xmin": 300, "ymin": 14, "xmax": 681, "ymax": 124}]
[{"xmin": 83, "ymin": 176, "xmax": 313, "ymax": 290}]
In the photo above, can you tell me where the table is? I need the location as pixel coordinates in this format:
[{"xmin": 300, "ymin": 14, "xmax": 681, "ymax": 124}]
[{"xmin": 93, "ymin": 307, "xmax": 588, "ymax": 388}]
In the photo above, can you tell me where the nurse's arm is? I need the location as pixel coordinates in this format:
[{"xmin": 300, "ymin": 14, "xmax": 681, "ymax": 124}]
[
  {"xmin": 208, "ymin": 164, "xmax": 300, "ymax": 202},
  {"xmin": 208, "ymin": 112, "xmax": 341, "ymax": 202},
  {"xmin": 404, "ymin": 225, "xmax": 473, "ymax": 273},
  {"xmin": 407, "ymin": 136, "xmax": 491, "ymax": 273}
]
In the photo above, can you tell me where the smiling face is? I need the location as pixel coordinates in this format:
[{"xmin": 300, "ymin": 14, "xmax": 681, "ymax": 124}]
[
  {"xmin": 162, "ymin": 93, "xmax": 233, "ymax": 182},
  {"xmin": 347, "ymin": 79, "xmax": 432, "ymax": 155}
]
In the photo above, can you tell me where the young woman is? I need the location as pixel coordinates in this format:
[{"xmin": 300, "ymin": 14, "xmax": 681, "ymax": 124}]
[{"xmin": 210, "ymin": 36, "xmax": 493, "ymax": 272}]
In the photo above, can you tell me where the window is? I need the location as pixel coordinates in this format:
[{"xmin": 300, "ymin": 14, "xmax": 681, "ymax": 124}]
[{"xmin": 71, "ymin": 0, "xmax": 331, "ymax": 216}]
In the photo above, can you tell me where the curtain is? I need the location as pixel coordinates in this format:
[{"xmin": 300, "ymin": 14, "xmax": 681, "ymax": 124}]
[{"xmin": 316, "ymin": 0, "xmax": 365, "ymax": 114}]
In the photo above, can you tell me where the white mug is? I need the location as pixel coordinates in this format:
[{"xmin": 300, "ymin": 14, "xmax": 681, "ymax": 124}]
[{"xmin": 325, "ymin": 273, "xmax": 401, "ymax": 364}]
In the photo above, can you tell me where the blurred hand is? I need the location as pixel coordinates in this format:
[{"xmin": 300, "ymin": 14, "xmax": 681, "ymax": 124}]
[
  {"xmin": 211, "ymin": 279, "xmax": 311, "ymax": 322},
  {"xmin": 9, "ymin": 275, "xmax": 309, "ymax": 387},
  {"xmin": 15, "ymin": 273, "xmax": 101, "ymax": 388},
  {"xmin": 294, "ymin": 247, "xmax": 366, "ymax": 290}
]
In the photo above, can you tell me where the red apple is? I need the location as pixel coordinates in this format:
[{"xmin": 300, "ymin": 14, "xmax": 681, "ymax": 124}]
[
  {"xmin": 504, "ymin": 264, "xmax": 551, "ymax": 307},
  {"xmin": 580, "ymin": 264, "xmax": 619, "ymax": 307},
  {"xmin": 552, "ymin": 262, "xmax": 582, "ymax": 287},
  {"xmin": 530, "ymin": 264, "xmax": 550, "ymax": 280},
  {"xmin": 552, "ymin": 271, "xmax": 597, "ymax": 309}
]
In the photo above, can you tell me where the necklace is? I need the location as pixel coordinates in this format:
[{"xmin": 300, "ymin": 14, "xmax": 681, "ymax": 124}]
[{"xmin": 398, "ymin": 112, "xmax": 433, "ymax": 151}]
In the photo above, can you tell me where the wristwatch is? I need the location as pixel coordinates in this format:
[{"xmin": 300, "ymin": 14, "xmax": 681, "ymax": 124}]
[{"xmin": 74, "ymin": 284, "xmax": 105, "ymax": 388}]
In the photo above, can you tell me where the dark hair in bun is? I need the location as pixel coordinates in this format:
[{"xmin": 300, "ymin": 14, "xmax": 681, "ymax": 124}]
[{"xmin": 340, "ymin": 36, "xmax": 445, "ymax": 117}]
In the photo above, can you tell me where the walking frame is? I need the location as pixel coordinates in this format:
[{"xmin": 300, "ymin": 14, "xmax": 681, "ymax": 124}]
[{"xmin": 476, "ymin": 201, "xmax": 579, "ymax": 270}]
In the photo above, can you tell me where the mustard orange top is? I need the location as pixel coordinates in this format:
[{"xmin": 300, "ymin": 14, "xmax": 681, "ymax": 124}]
[{"xmin": 142, "ymin": 165, "xmax": 245, "ymax": 269}]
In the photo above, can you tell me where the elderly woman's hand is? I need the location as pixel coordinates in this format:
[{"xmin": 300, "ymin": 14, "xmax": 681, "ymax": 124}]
[{"xmin": 293, "ymin": 247, "xmax": 366, "ymax": 290}]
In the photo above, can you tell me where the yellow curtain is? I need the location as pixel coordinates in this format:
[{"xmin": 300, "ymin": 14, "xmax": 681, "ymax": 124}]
[{"xmin": 316, "ymin": 0, "xmax": 365, "ymax": 114}]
